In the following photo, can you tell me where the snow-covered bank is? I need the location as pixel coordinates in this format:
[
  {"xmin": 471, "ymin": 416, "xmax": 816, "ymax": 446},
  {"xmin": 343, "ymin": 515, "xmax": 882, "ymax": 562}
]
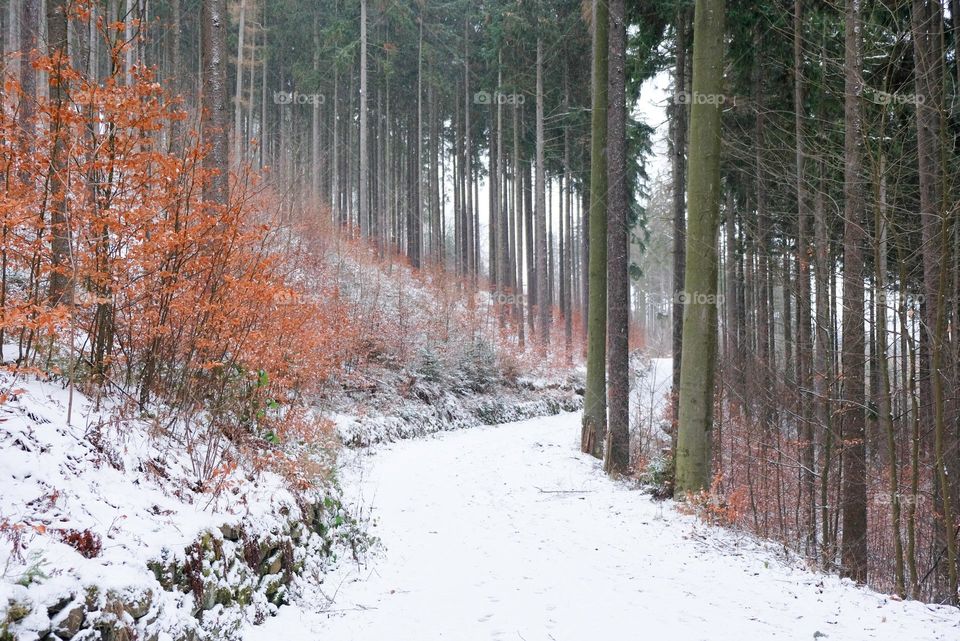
[
  {"xmin": 332, "ymin": 373, "xmax": 583, "ymax": 447},
  {"xmin": 247, "ymin": 411, "xmax": 960, "ymax": 641},
  {"xmin": 0, "ymin": 373, "xmax": 366, "ymax": 641}
]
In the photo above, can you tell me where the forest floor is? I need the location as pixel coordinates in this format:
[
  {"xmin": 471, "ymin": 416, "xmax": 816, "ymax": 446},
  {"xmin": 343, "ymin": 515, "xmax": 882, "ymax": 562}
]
[{"xmin": 243, "ymin": 412, "xmax": 960, "ymax": 641}]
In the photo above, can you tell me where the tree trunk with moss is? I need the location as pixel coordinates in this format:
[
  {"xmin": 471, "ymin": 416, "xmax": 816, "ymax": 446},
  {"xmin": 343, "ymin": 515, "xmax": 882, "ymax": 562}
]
[
  {"xmin": 604, "ymin": 0, "xmax": 629, "ymax": 474},
  {"xmin": 581, "ymin": 0, "xmax": 609, "ymax": 458},
  {"xmin": 674, "ymin": 0, "xmax": 724, "ymax": 494}
]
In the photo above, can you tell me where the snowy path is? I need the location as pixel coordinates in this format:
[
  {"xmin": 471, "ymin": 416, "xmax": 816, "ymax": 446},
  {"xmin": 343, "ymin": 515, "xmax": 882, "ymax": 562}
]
[{"xmin": 246, "ymin": 412, "xmax": 960, "ymax": 641}]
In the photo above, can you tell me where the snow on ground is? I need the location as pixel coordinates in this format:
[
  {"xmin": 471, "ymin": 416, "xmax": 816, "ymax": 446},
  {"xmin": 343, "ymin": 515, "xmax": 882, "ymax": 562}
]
[
  {"xmin": 0, "ymin": 370, "xmax": 318, "ymax": 639},
  {"xmin": 246, "ymin": 411, "xmax": 960, "ymax": 641}
]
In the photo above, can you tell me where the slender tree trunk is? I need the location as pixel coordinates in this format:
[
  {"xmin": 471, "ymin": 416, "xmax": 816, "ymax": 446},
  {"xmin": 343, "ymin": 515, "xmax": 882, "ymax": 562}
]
[
  {"xmin": 563, "ymin": 81, "xmax": 574, "ymax": 359},
  {"xmin": 535, "ymin": 38, "xmax": 549, "ymax": 352},
  {"xmin": 332, "ymin": 68, "xmax": 340, "ymax": 224},
  {"xmin": 490, "ymin": 97, "xmax": 500, "ymax": 285},
  {"xmin": 233, "ymin": 0, "xmax": 246, "ymax": 163},
  {"xmin": 581, "ymin": 0, "xmax": 609, "ymax": 458},
  {"xmin": 514, "ymin": 103, "xmax": 526, "ymax": 348},
  {"xmin": 311, "ymin": 15, "xmax": 321, "ymax": 205},
  {"xmin": 671, "ymin": 6, "xmax": 690, "ymax": 452},
  {"xmin": 464, "ymin": 18, "xmax": 473, "ymax": 279},
  {"xmin": 525, "ymin": 152, "xmax": 535, "ymax": 337},
  {"xmin": 18, "ymin": 0, "xmax": 38, "ymax": 155},
  {"xmin": 47, "ymin": 0, "xmax": 73, "ymax": 306},
  {"xmin": 794, "ymin": 0, "xmax": 817, "ymax": 556},
  {"xmin": 814, "ymin": 146, "xmax": 835, "ymax": 565},
  {"xmin": 124, "ymin": 0, "xmax": 134, "ymax": 85},
  {"xmin": 875, "ymin": 157, "xmax": 906, "ymax": 597},
  {"xmin": 259, "ymin": 0, "xmax": 267, "ymax": 171},
  {"xmin": 359, "ymin": 0, "xmax": 369, "ymax": 237},
  {"xmin": 497, "ymin": 54, "xmax": 509, "ymax": 295},
  {"xmin": 911, "ymin": 0, "xmax": 957, "ymax": 602},
  {"xmin": 247, "ymin": 13, "xmax": 257, "ymax": 169},
  {"xmin": 430, "ymin": 85, "xmax": 442, "ymax": 261},
  {"xmin": 202, "ymin": 0, "xmax": 229, "ymax": 206},
  {"xmin": 604, "ymin": 0, "xmax": 629, "ymax": 475},
  {"xmin": 839, "ymin": 0, "xmax": 867, "ymax": 584}
]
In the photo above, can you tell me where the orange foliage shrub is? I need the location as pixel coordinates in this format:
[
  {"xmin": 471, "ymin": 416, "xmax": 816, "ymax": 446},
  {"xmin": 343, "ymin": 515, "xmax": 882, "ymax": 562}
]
[{"xmin": 0, "ymin": 6, "xmax": 352, "ymax": 488}]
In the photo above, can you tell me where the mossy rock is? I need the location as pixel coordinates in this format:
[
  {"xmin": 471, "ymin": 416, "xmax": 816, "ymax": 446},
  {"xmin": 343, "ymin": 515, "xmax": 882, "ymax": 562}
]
[
  {"xmin": 259, "ymin": 539, "xmax": 279, "ymax": 561},
  {"xmin": 262, "ymin": 578, "xmax": 287, "ymax": 606},
  {"xmin": 147, "ymin": 557, "xmax": 179, "ymax": 591},
  {"xmin": 288, "ymin": 522, "xmax": 304, "ymax": 542},
  {"xmin": 214, "ymin": 586, "xmax": 234, "ymax": 608},
  {"xmin": 95, "ymin": 599, "xmax": 135, "ymax": 641},
  {"xmin": 234, "ymin": 586, "xmax": 254, "ymax": 608},
  {"xmin": 4, "ymin": 601, "xmax": 31, "ymax": 624},
  {"xmin": 107, "ymin": 588, "xmax": 153, "ymax": 620},
  {"xmin": 262, "ymin": 552, "xmax": 283, "ymax": 577},
  {"xmin": 219, "ymin": 524, "xmax": 242, "ymax": 542},
  {"xmin": 51, "ymin": 602, "xmax": 85, "ymax": 640},
  {"xmin": 198, "ymin": 583, "xmax": 218, "ymax": 612}
]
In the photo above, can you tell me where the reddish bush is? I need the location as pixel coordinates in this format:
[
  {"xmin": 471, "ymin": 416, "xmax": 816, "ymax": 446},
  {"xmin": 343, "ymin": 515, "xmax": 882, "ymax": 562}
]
[{"xmin": 55, "ymin": 528, "xmax": 102, "ymax": 559}]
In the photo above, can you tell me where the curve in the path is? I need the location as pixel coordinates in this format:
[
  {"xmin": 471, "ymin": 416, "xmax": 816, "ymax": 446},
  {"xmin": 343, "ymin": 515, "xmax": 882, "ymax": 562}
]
[{"xmin": 247, "ymin": 412, "xmax": 960, "ymax": 641}]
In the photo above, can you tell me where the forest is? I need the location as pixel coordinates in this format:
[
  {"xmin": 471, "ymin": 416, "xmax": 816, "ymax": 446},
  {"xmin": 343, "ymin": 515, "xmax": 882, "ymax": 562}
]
[{"xmin": 0, "ymin": 0, "xmax": 959, "ymax": 638}]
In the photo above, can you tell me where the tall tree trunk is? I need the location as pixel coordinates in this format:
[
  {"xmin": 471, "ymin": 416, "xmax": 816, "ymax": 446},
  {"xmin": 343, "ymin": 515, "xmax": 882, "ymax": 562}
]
[
  {"xmin": 490, "ymin": 78, "xmax": 500, "ymax": 286},
  {"xmin": 794, "ymin": 0, "xmax": 817, "ymax": 556},
  {"xmin": 674, "ymin": 0, "xmax": 724, "ymax": 494},
  {"xmin": 514, "ymin": 103, "xmax": 526, "ymax": 348},
  {"xmin": 535, "ymin": 38, "xmax": 549, "ymax": 352},
  {"xmin": 332, "ymin": 68, "xmax": 340, "ymax": 223},
  {"xmin": 563, "ymin": 79, "xmax": 574, "ymax": 359},
  {"xmin": 463, "ymin": 18, "xmax": 473, "ymax": 279},
  {"xmin": 604, "ymin": 0, "xmax": 629, "ymax": 475},
  {"xmin": 497, "ymin": 54, "xmax": 509, "ymax": 294},
  {"xmin": 814, "ymin": 118, "xmax": 835, "ymax": 566},
  {"xmin": 839, "ymin": 0, "xmax": 867, "ymax": 584},
  {"xmin": 18, "ymin": 0, "xmax": 38, "ymax": 156},
  {"xmin": 671, "ymin": 6, "xmax": 690, "ymax": 451},
  {"xmin": 359, "ymin": 0, "xmax": 369, "ymax": 237},
  {"xmin": 311, "ymin": 15, "xmax": 321, "ymax": 205},
  {"xmin": 525, "ymin": 155, "xmax": 535, "ymax": 337},
  {"xmin": 581, "ymin": 0, "xmax": 609, "ymax": 458},
  {"xmin": 47, "ymin": 0, "xmax": 73, "ymax": 306},
  {"xmin": 259, "ymin": 0, "xmax": 267, "ymax": 171},
  {"xmin": 430, "ymin": 86, "xmax": 442, "ymax": 261},
  {"xmin": 202, "ymin": 0, "xmax": 229, "ymax": 206},
  {"xmin": 409, "ymin": 15, "xmax": 422, "ymax": 265},
  {"xmin": 875, "ymin": 157, "xmax": 906, "ymax": 597},
  {"xmin": 233, "ymin": 0, "xmax": 246, "ymax": 163},
  {"xmin": 124, "ymin": 0, "xmax": 134, "ymax": 85},
  {"xmin": 168, "ymin": 0, "xmax": 184, "ymax": 149},
  {"xmin": 911, "ymin": 0, "xmax": 957, "ymax": 602}
]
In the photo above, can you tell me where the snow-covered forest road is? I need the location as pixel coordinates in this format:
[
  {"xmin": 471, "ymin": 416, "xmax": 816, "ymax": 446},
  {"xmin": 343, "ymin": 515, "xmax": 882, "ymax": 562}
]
[{"xmin": 246, "ymin": 412, "xmax": 960, "ymax": 641}]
